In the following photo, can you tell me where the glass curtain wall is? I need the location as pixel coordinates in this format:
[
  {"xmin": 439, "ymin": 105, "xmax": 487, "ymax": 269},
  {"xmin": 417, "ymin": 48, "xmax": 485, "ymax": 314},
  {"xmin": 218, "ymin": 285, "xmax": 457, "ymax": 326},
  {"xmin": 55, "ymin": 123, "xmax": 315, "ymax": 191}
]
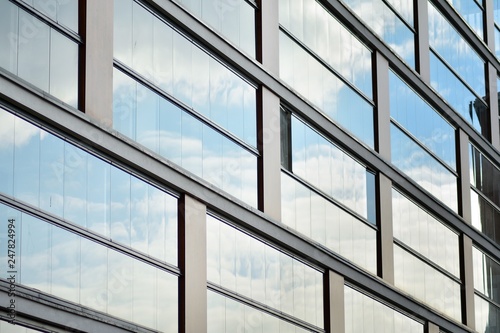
[
  {"xmin": 344, "ymin": 285, "xmax": 424, "ymax": 333},
  {"xmin": 470, "ymin": 144, "xmax": 500, "ymax": 245},
  {"xmin": 281, "ymin": 109, "xmax": 377, "ymax": 274},
  {"xmin": 175, "ymin": 0, "xmax": 256, "ymax": 57},
  {"xmin": 0, "ymin": 0, "xmax": 79, "ymax": 108},
  {"xmin": 428, "ymin": 2, "xmax": 488, "ymax": 138},
  {"xmin": 392, "ymin": 189, "xmax": 461, "ymax": 321},
  {"xmin": 207, "ymin": 214, "xmax": 324, "ymax": 332},
  {"xmin": 341, "ymin": 0, "xmax": 415, "ymax": 67},
  {"xmin": 389, "ymin": 70, "xmax": 458, "ymax": 212},
  {"xmin": 279, "ymin": 0, "xmax": 375, "ymax": 148},
  {"xmin": 113, "ymin": 0, "xmax": 258, "ymax": 207}
]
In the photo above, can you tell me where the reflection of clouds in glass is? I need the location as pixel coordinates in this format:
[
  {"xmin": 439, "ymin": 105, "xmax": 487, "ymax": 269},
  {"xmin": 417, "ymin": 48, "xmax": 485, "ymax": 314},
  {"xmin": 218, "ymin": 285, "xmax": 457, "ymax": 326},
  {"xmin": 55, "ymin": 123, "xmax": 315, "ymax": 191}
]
[
  {"xmin": 177, "ymin": 0, "xmax": 256, "ymax": 57},
  {"xmin": 114, "ymin": 0, "xmax": 256, "ymax": 146},
  {"xmin": 428, "ymin": 3, "xmax": 485, "ymax": 96},
  {"xmin": 281, "ymin": 172, "xmax": 377, "ymax": 274},
  {"xmin": 391, "ymin": 124, "xmax": 458, "ymax": 212},
  {"xmin": 207, "ymin": 290, "xmax": 312, "ymax": 333},
  {"xmin": 280, "ymin": 31, "xmax": 374, "ymax": 148},
  {"xmin": 0, "ymin": 107, "xmax": 178, "ymax": 266},
  {"xmin": 345, "ymin": 286, "xmax": 424, "ymax": 333},
  {"xmin": 392, "ymin": 189, "xmax": 460, "ymax": 277},
  {"xmin": 341, "ymin": 0, "xmax": 415, "ymax": 66},
  {"xmin": 113, "ymin": 68, "xmax": 258, "ymax": 207},
  {"xmin": 207, "ymin": 215, "xmax": 324, "ymax": 327},
  {"xmin": 393, "ymin": 246, "xmax": 461, "ymax": 321}
]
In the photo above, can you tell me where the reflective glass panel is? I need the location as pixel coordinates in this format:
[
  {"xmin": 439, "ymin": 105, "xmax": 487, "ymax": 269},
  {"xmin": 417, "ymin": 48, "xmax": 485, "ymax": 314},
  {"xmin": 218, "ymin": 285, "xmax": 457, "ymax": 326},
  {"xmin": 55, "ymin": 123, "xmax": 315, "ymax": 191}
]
[
  {"xmin": 0, "ymin": 203, "xmax": 178, "ymax": 332},
  {"xmin": 290, "ymin": 115, "xmax": 376, "ymax": 222},
  {"xmin": 389, "ymin": 70, "xmax": 456, "ymax": 170},
  {"xmin": 0, "ymin": 1, "xmax": 78, "ymax": 108},
  {"xmin": 345, "ymin": 286, "xmax": 424, "ymax": 333},
  {"xmin": 207, "ymin": 215, "xmax": 324, "ymax": 327},
  {"xmin": 470, "ymin": 144, "xmax": 500, "ymax": 208},
  {"xmin": 341, "ymin": 0, "xmax": 415, "ymax": 67},
  {"xmin": 279, "ymin": 32, "xmax": 374, "ymax": 148},
  {"xmin": 446, "ymin": 0, "xmax": 484, "ymax": 38},
  {"xmin": 428, "ymin": 3, "xmax": 485, "ymax": 96},
  {"xmin": 473, "ymin": 246, "xmax": 500, "ymax": 305},
  {"xmin": 28, "ymin": 0, "xmax": 79, "ymax": 33},
  {"xmin": 0, "ymin": 107, "xmax": 178, "ymax": 266},
  {"xmin": 207, "ymin": 290, "xmax": 313, "ymax": 333},
  {"xmin": 392, "ymin": 189, "xmax": 460, "ymax": 277},
  {"xmin": 393, "ymin": 245, "xmax": 461, "ymax": 321},
  {"xmin": 471, "ymin": 190, "xmax": 500, "ymax": 245},
  {"xmin": 113, "ymin": 69, "xmax": 258, "ymax": 207},
  {"xmin": 113, "ymin": 0, "xmax": 257, "ymax": 147},
  {"xmin": 279, "ymin": 0, "xmax": 373, "ymax": 98},
  {"xmin": 177, "ymin": 0, "xmax": 255, "ymax": 57},
  {"xmin": 281, "ymin": 172, "xmax": 377, "ymax": 274},
  {"xmin": 391, "ymin": 123, "xmax": 458, "ymax": 212},
  {"xmin": 429, "ymin": 52, "xmax": 488, "ymax": 136},
  {"xmin": 475, "ymin": 294, "xmax": 500, "ymax": 333}
]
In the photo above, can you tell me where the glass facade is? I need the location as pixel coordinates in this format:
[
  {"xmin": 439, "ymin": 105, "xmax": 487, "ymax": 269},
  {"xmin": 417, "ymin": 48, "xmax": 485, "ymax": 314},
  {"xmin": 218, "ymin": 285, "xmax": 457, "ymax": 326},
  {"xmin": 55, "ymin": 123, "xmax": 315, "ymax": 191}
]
[
  {"xmin": 446, "ymin": 0, "xmax": 484, "ymax": 39},
  {"xmin": 473, "ymin": 246, "xmax": 500, "ymax": 332},
  {"xmin": 175, "ymin": 0, "xmax": 255, "ymax": 57},
  {"xmin": 207, "ymin": 214, "xmax": 324, "ymax": 330},
  {"xmin": 344, "ymin": 286, "xmax": 424, "ymax": 333},
  {"xmin": 113, "ymin": 0, "xmax": 258, "ymax": 207},
  {"xmin": 390, "ymin": 71, "xmax": 458, "ymax": 212},
  {"xmin": 279, "ymin": 0, "xmax": 374, "ymax": 148},
  {"xmin": 0, "ymin": 0, "xmax": 79, "ymax": 108},
  {"xmin": 1, "ymin": 0, "xmax": 500, "ymax": 332},
  {"xmin": 0, "ymin": 107, "xmax": 178, "ymax": 265},
  {"xmin": 470, "ymin": 144, "xmax": 500, "ymax": 245},
  {"xmin": 342, "ymin": 0, "xmax": 415, "ymax": 67},
  {"xmin": 428, "ymin": 2, "xmax": 489, "ymax": 138},
  {"xmin": 0, "ymin": 203, "xmax": 178, "ymax": 332}
]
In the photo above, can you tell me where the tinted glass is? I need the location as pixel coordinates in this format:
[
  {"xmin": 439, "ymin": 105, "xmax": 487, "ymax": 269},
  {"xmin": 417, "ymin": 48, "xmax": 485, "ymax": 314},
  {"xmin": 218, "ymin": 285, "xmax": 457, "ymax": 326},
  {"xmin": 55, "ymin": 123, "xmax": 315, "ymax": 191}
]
[
  {"xmin": 279, "ymin": 32, "xmax": 374, "ymax": 148},
  {"xmin": 393, "ymin": 245, "xmax": 461, "ymax": 321},
  {"xmin": 475, "ymin": 294, "xmax": 500, "ymax": 333},
  {"xmin": 341, "ymin": 0, "xmax": 415, "ymax": 67},
  {"xmin": 345, "ymin": 286, "xmax": 424, "ymax": 333},
  {"xmin": 0, "ymin": 1, "xmax": 78, "ymax": 108},
  {"xmin": 207, "ymin": 215, "xmax": 324, "ymax": 327},
  {"xmin": 177, "ymin": 0, "xmax": 255, "ymax": 57},
  {"xmin": 30, "ymin": 0, "xmax": 79, "ymax": 33},
  {"xmin": 392, "ymin": 189, "xmax": 460, "ymax": 277},
  {"xmin": 0, "ymin": 107, "xmax": 178, "ymax": 266},
  {"xmin": 281, "ymin": 172, "xmax": 377, "ymax": 273},
  {"xmin": 207, "ymin": 290, "xmax": 313, "ymax": 333},
  {"xmin": 279, "ymin": 0, "xmax": 373, "ymax": 98},
  {"xmin": 446, "ymin": 0, "xmax": 484, "ymax": 38},
  {"xmin": 0, "ymin": 203, "xmax": 178, "ymax": 332},
  {"xmin": 113, "ymin": 69, "xmax": 258, "ymax": 207},
  {"xmin": 113, "ymin": 0, "xmax": 257, "ymax": 147},
  {"xmin": 428, "ymin": 3, "xmax": 485, "ymax": 96},
  {"xmin": 470, "ymin": 144, "xmax": 500, "ymax": 208},
  {"xmin": 389, "ymin": 71, "xmax": 456, "ymax": 170},
  {"xmin": 290, "ymin": 115, "xmax": 376, "ymax": 222},
  {"xmin": 429, "ymin": 52, "xmax": 488, "ymax": 136},
  {"xmin": 391, "ymin": 123, "xmax": 458, "ymax": 212},
  {"xmin": 473, "ymin": 246, "xmax": 500, "ymax": 304}
]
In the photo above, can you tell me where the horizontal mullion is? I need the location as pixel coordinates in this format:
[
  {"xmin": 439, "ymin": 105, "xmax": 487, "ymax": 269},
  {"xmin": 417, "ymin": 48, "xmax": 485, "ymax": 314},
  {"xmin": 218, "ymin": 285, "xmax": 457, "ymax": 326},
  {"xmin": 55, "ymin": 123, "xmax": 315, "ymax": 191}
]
[
  {"xmin": 10, "ymin": 0, "xmax": 82, "ymax": 44},
  {"xmin": 113, "ymin": 60, "xmax": 260, "ymax": 157},
  {"xmin": 390, "ymin": 118, "xmax": 458, "ymax": 176},
  {"xmin": 207, "ymin": 282, "xmax": 325, "ymax": 333}
]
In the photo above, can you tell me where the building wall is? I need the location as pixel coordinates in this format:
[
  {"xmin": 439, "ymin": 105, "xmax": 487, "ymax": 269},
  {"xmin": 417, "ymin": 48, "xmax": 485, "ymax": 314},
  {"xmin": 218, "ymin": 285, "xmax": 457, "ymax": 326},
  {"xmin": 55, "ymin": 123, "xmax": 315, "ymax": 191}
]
[{"xmin": 0, "ymin": 0, "xmax": 500, "ymax": 332}]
